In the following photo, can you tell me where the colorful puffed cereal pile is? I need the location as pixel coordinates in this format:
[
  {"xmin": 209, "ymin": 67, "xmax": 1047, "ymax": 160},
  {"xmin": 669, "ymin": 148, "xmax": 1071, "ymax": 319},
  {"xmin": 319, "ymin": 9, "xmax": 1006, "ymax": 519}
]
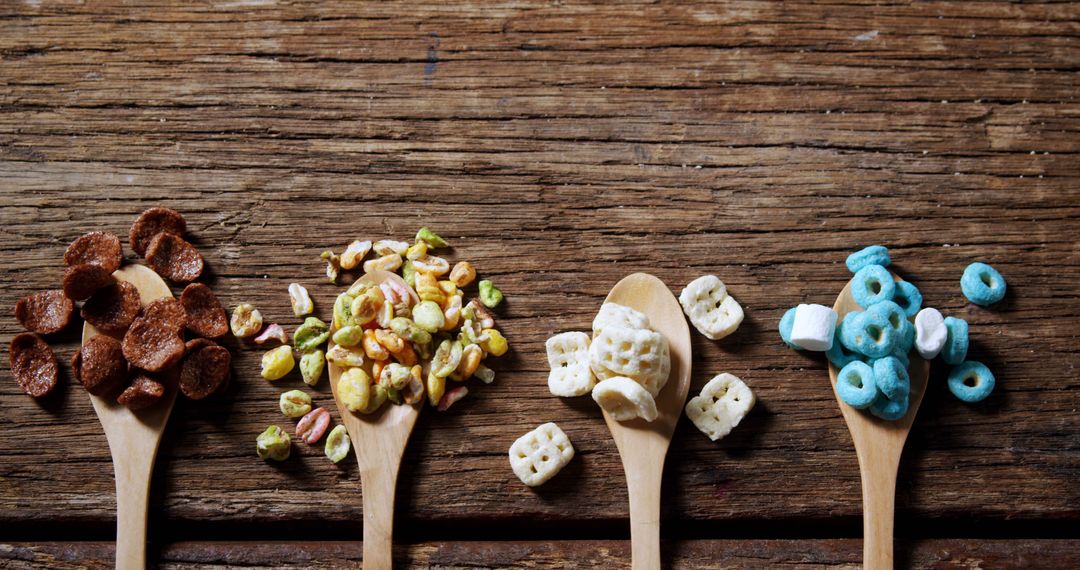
[
  {"xmin": 252, "ymin": 227, "xmax": 507, "ymax": 464},
  {"xmin": 778, "ymin": 245, "xmax": 1004, "ymax": 420},
  {"xmin": 10, "ymin": 208, "xmax": 233, "ymax": 408}
]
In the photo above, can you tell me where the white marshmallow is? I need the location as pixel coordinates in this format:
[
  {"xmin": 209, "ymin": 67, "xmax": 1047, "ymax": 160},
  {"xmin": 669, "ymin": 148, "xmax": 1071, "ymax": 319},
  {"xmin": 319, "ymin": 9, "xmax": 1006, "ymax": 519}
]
[
  {"xmin": 915, "ymin": 308, "xmax": 947, "ymax": 359},
  {"xmin": 790, "ymin": 303, "xmax": 837, "ymax": 351}
]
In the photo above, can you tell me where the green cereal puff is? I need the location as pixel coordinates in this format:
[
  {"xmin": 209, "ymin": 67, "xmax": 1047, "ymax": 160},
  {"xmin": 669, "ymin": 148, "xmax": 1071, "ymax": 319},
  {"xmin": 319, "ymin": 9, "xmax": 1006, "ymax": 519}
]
[
  {"xmin": 892, "ymin": 281, "xmax": 923, "ymax": 318},
  {"xmin": 940, "ymin": 316, "xmax": 969, "ymax": 365},
  {"xmin": 961, "ymin": 262, "xmax": 1006, "ymax": 306},
  {"xmin": 872, "ymin": 356, "xmax": 910, "ymax": 401},
  {"xmin": 851, "ymin": 265, "xmax": 896, "ymax": 309},
  {"xmin": 947, "ymin": 360, "xmax": 995, "ymax": 403},
  {"xmin": 835, "ymin": 361, "xmax": 878, "ymax": 409},
  {"xmin": 846, "ymin": 245, "xmax": 891, "ymax": 273}
]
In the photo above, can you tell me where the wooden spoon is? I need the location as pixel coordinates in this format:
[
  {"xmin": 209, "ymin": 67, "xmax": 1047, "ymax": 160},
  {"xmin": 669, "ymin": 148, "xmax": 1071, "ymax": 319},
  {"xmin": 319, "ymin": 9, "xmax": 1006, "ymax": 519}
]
[
  {"xmin": 828, "ymin": 276, "xmax": 930, "ymax": 570},
  {"xmin": 327, "ymin": 270, "xmax": 422, "ymax": 570},
  {"xmin": 600, "ymin": 273, "xmax": 693, "ymax": 570},
  {"xmin": 81, "ymin": 264, "xmax": 179, "ymax": 570}
]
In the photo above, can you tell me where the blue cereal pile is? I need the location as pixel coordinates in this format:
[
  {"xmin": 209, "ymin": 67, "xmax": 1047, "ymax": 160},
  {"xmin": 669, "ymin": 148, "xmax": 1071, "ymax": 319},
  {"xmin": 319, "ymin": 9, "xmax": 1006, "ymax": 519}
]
[{"xmin": 777, "ymin": 245, "xmax": 1000, "ymax": 420}]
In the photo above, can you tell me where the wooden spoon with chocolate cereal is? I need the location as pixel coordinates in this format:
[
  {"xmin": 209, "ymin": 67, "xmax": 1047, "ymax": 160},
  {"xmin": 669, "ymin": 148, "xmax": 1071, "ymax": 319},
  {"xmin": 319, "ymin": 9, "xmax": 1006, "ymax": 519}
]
[{"xmin": 82, "ymin": 264, "xmax": 179, "ymax": 570}]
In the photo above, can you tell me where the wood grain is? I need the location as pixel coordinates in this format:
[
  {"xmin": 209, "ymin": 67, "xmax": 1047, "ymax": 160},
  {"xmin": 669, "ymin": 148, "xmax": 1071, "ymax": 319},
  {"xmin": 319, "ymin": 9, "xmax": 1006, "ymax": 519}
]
[
  {"xmin": 2, "ymin": 539, "xmax": 1079, "ymax": 569},
  {"xmin": 0, "ymin": 0, "xmax": 1078, "ymax": 557}
]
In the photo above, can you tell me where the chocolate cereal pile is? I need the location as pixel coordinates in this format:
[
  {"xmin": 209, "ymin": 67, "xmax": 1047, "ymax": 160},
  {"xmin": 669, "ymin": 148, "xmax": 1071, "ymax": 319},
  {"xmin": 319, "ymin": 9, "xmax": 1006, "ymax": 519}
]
[{"xmin": 9, "ymin": 208, "xmax": 233, "ymax": 409}]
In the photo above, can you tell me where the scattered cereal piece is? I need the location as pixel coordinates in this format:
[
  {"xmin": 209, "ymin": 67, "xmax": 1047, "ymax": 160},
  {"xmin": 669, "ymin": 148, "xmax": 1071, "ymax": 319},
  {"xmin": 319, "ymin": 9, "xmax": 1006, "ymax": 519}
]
[
  {"xmin": 300, "ymin": 350, "xmax": 325, "ymax": 386},
  {"xmin": 288, "ymin": 283, "xmax": 314, "ymax": 317},
  {"xmin": 179, "ymin": 340, "xmax": 230, "ymax": 400},
  {"xmin": 129, "ymin": 207, "xmax": 186, "ymax": 257},
  {"xmin": 415, "ymin": 227, "xmax": 448, "ymax": 249},
  {"xmin": 325, "ymin": 425, "xmax": 351, "ymax": 463},
  {"xmin": 790, "ymin": 303, "xmax": 838, "ymax": 351},
  {"xmin": 545, "ymin": 331, "xmax": 595, "ymax": 397},
  {"xmin": 64, "ymin": 231, "xmax": 122, "ymax": 274},
  {"xmin": 868, "ymin": 391, "xmax": 908, "ymax": 421},
  {"xmin": 373, "ymin": 239, "xmax": 409, "ymax": 256},
  {"xmin": 297, "ymin": 407, "xmax": 331, "ymax": 444},
  {"xmin": 117, "ymin": 373, "xmax": 166, "ymax": 410},
  {"xmin": 15, "ymin": 290, "xmax": 75, "ymax": 335},
  {"xmin": 474, "ymin": 364, "xmax": 495, "ymax": 384},
  {"xmin": 508, "ymin": 422, "xmax": 574, "ymax": 487},
  {"xmin": 9, "ymin": 333, "xmax": 58, "ymax": 398},
  {"xmin": 331, "ymin": 325, "xmax": 363, "ymax": 347},
  {"xmin": 254, "ymin": 323, "xmax": 289, "ymax": 346},
  {"xmin": 413, "ymin": 255, "xmax": 450, "ymax": 276},
  {"xmin": 63, "ymin": 263, "xmax": 115, "ymax": 301},
  {"xmin": 340, "ymin": 240, "xmax": 372, "ymax": 270},
  {"xmin": 145, "ymin": 232, "xmax": 204, "ymax": 283},
  {"xmin": 835, "ymin": 361, "xmax": 877, "ymax": 409},
  {"xmin": 846, "ymin": 245, "xmax": 890, "ymax": 273},
  {"xmin": 961, "ymin": 262, "xmax": 1006, "ymax": 306},
  {"xmin": 326, "ymin": 343, "xmax": 365, "ymax": 368},
  {"xmin": 940, "ymin": 316, "xmax": 969, "ymax": 365},
  {"xmin": 179, "ymin": 283, "xmax": 228, "ymax": 339},
  {"xmin": 321, "ymin": 250, "xmax": 341, "ymax": 283},
  {"xmin": 412, "ymin": 301, "xmax": 445, "ymax": 333},
  {"xmin": 914, "ymin": 308, "xmax": 947, "ymax": 360},
  {"xmin": 679, "ymin": 275, "xmax": 744, "ymax": 340},
  {"xmin": 261, "ymin": 345, "xmax": 295, "ymax": 381},
  {"xmin": 478, "ymin": 279, "xmax": 503, "ymax": 308},
  {"xmin": 363, "ymin": 253, "xmax": 403, "ymax": 274},
  {"xmin": 294, "ymin": 317, "xmax": 331, "ymax": 353},
  {"xmin": 449, "ymin": 261, "xmax": 476, "ymax": 287},
  {"xmin": 256, "ymin": 425, "xmax": 291, "ymax": 461},
  {"xmin": 685, "ymin": 373, "xmax": 755, "ymax": 440},
  {"xmin": 437, "ymin": 386, "xmax": 469, "ymax": 411},
  {"xmin": 947, "ymin": 361, "xmax": 996, "ymax": 403},
  {"xmin": 230, "ymin": 303, "xmax": 264, "ymax": 338},
  {"xmin": 280, "ymin": 389, "xmax": 312, "ymax": 418},
  {"xmin": 72, "ymin": 335, "xmax": 129, "ymax": 396},
  {"xmin": 892, "ymin": 281, "xmax": 923, "ymax": 317},
  {"xmin": 592, "ymin": 376, "xmax": 658, "ymax": 422},
  {"xmin": 81, "ymin": 282, "xmax": 141, "ymax": 335}
]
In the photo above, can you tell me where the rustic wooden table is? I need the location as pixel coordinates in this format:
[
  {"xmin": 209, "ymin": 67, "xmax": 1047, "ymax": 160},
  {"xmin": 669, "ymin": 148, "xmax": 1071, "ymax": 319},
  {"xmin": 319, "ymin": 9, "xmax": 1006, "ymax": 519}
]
[{"xmin": 2, "ymin": 1, "xmax": 1078, "ymax": 568}]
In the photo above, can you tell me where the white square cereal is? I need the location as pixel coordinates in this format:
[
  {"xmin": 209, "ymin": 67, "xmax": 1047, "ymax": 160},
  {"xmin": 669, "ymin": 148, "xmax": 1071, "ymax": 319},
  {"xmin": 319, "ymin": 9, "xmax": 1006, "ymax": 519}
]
[
  {"xmin": 685, "ymin": 373, "xmax": 755, "ymax": 441},
  {"xmin": 508, "ymin": 422, "xmax": 575, "ymax": 487},
  {"xmin": 592, "ymin": 302, "xmax": 650, "ymax": 338},
  {"xmin": 592, "ymin": 376, "xmax": 658, "ymax": 422},
  {"xmin": 679, "ymin": 275, "xmax": 744, "ymax": 340},
  {"xmin": 546, "ymin": 332, "xmax": 596, "ymax": 397},
  {"xmin": 588, "ymin": 325, "xmax": 670, "ymax": 396}
]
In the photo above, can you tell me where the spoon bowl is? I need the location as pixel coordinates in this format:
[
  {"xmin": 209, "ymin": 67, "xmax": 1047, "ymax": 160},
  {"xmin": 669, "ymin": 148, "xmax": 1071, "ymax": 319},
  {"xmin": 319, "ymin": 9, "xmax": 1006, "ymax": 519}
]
[
  {"xmin": 328, "ymin": 270, "xmax": 422, "ymax": 570},
  {"xmin": 81, "ymin": 264, "xmax": 179, "ymax": 570},
  {"xmin": 828, "ymin": 276, "xmax": 930, "ymax": 570},
  {"xmin": 600, "ymin": 273, "xmax": 693, "ymax": 570}
]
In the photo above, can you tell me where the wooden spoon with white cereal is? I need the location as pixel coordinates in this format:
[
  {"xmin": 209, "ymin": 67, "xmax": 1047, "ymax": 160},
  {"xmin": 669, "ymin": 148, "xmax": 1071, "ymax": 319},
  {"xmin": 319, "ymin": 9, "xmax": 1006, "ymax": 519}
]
[
  {"xmin": 600, "ymin": 272, "xmax": 693, "ymax": 570},
  {"xmin": 327, "ymin": 270, "xmax": 422, "ymax": 570},
  {"xmin": 828, "ymin": 275, "xmax": 930, "ymax": 570},
  {"xmin": 81, "ymin": 264, "xmax": 180, "ymax": 570}
]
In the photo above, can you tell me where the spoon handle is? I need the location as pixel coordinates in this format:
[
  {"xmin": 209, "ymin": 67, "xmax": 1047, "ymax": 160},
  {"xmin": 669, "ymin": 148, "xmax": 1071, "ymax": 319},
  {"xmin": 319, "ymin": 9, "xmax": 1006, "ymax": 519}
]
[
  {"xmin": 859, "ymin": 453, "xmax": 899, "ymax": 570},
  {"xmin": 361, "ymin": 462, "xmax": 402, "ymax": 570},
  {"xmin": 110, "ymin": 447, "xmax": 154, "ymax": 569},
  {"xmin": 623, "ymin": 453, "xmax": 664, "ymax": 570}
]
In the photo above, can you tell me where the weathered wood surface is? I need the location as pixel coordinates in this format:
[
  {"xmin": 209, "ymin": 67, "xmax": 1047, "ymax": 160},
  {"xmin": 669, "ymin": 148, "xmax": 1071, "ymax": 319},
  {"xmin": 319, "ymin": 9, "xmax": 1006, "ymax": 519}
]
[
  {"xmin": 3, "ymin": 540, "xmax": 1079, "ymax": 569},
  {"xmin": 1, "ymin": 0, "xmax": 1078, "ymax": 563}
]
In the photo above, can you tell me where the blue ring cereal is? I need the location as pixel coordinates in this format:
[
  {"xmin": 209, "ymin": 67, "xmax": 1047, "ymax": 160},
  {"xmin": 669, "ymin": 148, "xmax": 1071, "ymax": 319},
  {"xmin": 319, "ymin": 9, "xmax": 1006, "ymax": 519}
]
[
  {"xmin": 826, "ymin": 325, "xmax": 862, "ymax": 368},
  {"xmin": 872, "ymin": 356, "xmax": 910, "ymax": 401},
  {"xmin": 835, "ymin": 361, "xmax": 877, "ymax": 409},
  {"xmin": 961, "ymin": 262, "xmax": 1006, "ymax": 306},
  {"xmin": 869, "ymin": 391, "xmax": 909, "ymax": 421},
  {"xmin": 779, "ymin": 307, "xmax": 801, "ymax": 350},
  {"xmin": 866, "ymin": 300, "xmax": 906, "ymax": 332},
  {"xmin": 851, "ymin": 265, "xmax": 896, "ymax": 309},
  {"xmin": 893, "ymin": 319, "xmax": 915, "ymax": 357},
  {"xmin": 940, "ymin": 316, "xmax": 969, "ymax": 365},
  {"xmin": 849, "ymin": 309, "xmax": 897, "ymax": 358},
  {"xmin": 947, "ymin": 360, "xmax": 995, "ymax": 403},
  {"xmin": 891, "ymin": 281, "xmax": 923, "ymax": 317},
  {"xmin": 846, "ymin": 245, "xmax": 890, "ymax": 273}
]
